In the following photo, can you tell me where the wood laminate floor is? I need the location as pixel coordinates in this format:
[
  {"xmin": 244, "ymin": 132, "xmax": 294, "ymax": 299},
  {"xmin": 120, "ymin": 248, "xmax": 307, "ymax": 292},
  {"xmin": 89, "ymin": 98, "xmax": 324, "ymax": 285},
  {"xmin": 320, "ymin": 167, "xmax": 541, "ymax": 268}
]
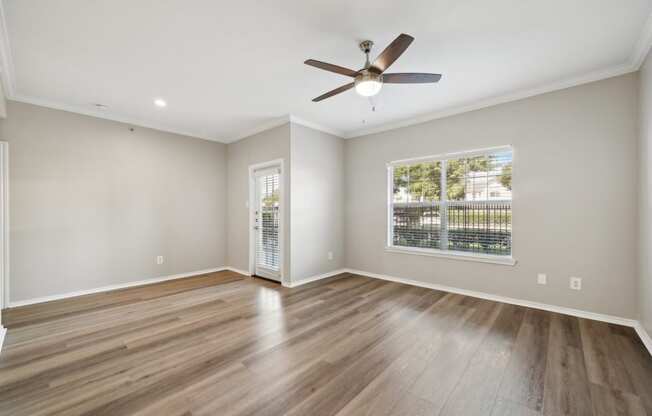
[{"xmin": 1, "ymin": 271, "xmax": 651, "ymax": 416}]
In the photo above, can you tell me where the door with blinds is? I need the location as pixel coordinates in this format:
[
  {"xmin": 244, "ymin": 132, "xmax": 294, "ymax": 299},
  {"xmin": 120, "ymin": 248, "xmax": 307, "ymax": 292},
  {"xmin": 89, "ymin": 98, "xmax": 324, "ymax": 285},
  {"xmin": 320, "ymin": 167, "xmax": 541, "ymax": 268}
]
[{"xmin": 253, "ymin": 167, "xmax": 281, "ymax": 281}]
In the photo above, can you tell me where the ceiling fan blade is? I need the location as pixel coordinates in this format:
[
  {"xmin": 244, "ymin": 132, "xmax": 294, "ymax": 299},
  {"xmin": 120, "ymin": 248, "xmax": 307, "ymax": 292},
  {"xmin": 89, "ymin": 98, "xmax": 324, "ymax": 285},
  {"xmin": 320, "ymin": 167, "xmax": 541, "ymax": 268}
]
[
  {"xmin": 383, "ymin": 73, "xmax": 442, "ymax": 84},
  {"xmin": 370, "ymin": 34, "xmax": 414, "ymax": 74},
  {"xmin": 312, "ymin": 82, "xmax": 355, "ymax": 102},
  {"xmin": 304, "ymin": 59, "xmax": 358, "ymax": 77}
]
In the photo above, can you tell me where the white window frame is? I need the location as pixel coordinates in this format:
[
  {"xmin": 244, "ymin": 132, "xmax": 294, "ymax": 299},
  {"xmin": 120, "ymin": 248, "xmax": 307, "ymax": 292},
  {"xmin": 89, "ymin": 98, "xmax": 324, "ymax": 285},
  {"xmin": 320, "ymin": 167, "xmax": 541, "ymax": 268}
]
[{"xmin": 386, "ymin": 145, "xmax": 516, "ymax": 266}]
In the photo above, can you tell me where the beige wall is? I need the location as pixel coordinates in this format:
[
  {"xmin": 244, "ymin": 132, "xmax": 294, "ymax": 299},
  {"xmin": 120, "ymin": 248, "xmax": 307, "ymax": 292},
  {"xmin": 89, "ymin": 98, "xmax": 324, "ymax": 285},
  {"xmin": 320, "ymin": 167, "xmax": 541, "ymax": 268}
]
[
  {"xmin": 639, "ymin": 52, "xmax": 652, "ymax": 334},
  {"xmin": 290, "ymin": 123, "xmax": 344, "ymax": 282},
  {"xmin": 226, "ymin": 124, "xmax": 291, "ymax": 278},
  {"xmin": 0, "ymin": 72, "xmax": 643, "ymax": 322},
  {"xmin": 1, "ymin": 101, "xmax": 227, "ymax": 302},
  {"xmin": 345, "ymin": 74, "xmax": 639, "ymax": 319}
]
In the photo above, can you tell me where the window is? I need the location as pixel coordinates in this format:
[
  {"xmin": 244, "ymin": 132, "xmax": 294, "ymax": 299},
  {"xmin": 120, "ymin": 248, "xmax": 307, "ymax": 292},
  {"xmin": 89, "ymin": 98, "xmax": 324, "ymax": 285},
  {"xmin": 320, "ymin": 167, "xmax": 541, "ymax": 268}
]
[{"xmin": 387, "ymin": 146, "xmax": 513, "ymax": 264}]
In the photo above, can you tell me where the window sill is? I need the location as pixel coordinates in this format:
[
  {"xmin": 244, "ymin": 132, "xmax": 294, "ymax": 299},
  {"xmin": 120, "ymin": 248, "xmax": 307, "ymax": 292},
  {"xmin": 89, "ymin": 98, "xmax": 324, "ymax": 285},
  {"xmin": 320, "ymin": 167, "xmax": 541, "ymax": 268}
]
[{"xmin": 385, "ymin": 246, "xmax": 517, "ymax": 266}]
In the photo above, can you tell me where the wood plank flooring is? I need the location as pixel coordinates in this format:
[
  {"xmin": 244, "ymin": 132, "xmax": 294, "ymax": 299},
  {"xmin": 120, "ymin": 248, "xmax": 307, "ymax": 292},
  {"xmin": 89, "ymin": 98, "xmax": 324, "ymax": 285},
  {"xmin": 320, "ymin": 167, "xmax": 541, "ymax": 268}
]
[{"xmin": 1, "ymin": 271, "xmax": 651, "ymax": 416}]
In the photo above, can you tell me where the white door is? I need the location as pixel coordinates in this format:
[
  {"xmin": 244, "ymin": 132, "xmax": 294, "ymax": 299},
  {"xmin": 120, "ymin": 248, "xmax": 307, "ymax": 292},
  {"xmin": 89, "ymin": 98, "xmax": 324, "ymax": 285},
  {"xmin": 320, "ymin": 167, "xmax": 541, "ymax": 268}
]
[{"xmin": 253, "ymin": 167, "xmax": 281, "ymax": 281}]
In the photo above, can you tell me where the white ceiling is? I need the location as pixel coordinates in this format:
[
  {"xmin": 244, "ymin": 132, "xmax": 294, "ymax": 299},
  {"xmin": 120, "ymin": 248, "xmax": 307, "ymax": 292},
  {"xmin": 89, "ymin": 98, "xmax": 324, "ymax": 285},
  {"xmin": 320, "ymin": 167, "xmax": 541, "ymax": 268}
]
[{"xmin": 1, "ymin": 0, "xmax": 651, "ymax": 142}]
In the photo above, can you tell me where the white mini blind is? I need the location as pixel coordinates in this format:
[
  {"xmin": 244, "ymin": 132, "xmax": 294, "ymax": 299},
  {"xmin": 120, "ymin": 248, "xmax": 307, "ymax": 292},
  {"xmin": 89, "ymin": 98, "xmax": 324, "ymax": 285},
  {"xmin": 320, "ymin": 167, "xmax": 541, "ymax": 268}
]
[
  {"xmin": 389, "ymin": 147, "xmax": 512, "ymax": 257},
  {"xmin": 255, "ymin": 172, "xmax": 281, "ymax": 272}
]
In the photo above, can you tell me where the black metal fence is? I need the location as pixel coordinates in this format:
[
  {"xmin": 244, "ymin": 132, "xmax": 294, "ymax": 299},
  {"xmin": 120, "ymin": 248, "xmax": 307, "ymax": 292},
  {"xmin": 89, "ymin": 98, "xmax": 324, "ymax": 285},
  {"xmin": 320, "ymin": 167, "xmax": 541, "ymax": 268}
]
[{"xmin": 393, "ymin": 201, "xmax": 511, "ymax": 256}]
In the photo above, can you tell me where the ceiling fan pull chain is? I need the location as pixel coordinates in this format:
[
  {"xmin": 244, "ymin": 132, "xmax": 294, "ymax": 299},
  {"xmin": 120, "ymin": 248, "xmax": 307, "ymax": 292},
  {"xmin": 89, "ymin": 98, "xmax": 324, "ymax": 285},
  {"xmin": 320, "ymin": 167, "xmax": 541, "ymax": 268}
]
[{"xmin": 367, "ymin": 96, "xmax": 377, "ymax": 112}]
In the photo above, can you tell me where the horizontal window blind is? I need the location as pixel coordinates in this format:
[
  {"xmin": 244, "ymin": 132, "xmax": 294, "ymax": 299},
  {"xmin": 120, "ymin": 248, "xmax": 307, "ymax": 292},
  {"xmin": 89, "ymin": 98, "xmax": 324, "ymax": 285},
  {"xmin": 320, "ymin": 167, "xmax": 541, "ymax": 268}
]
[
  {"xmin": 389, "ymin": 147, "xmax": 512, "ymax": 257},
  {"xmin": 256, "ymin": 172, "xmax": 280, "ymax": 272}
]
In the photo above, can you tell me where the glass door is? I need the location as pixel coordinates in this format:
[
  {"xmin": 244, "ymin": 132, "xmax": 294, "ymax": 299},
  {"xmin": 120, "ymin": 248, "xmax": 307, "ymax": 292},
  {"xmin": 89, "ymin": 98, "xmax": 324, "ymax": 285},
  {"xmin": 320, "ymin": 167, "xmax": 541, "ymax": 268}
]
[{"xmin": 254, "ymin": 168, "xmax": 281, "ymax": 280}]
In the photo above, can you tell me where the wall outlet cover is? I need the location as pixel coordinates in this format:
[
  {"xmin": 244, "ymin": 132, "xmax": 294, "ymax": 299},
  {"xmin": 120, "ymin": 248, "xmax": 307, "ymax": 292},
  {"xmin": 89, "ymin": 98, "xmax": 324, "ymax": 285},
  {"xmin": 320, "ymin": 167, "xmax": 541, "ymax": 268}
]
[
  {"xmin": 570, "ymin": 276, "xmax": 582, "ymax": 290},
  {"xmin": 537, "ymin": 273, "xmax": 547, "ymax": 285}
]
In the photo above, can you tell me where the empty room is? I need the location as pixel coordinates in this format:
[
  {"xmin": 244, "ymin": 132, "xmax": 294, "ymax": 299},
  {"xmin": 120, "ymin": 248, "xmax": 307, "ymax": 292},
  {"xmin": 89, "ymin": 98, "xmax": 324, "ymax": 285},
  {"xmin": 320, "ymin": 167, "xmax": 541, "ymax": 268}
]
[{"xmin": 0, "ymin": 1, "xmax": 651, "ymax": 415}]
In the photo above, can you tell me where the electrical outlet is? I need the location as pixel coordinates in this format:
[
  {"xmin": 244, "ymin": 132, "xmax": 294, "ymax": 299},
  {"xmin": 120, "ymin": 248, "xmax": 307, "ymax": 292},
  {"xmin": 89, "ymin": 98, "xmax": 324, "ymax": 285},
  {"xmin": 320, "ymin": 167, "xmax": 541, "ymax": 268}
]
[
  {"xmin": 537, "ymin": 273, "xmax": 547, "ymax": 285},
  {"xmin": 328, "ymin": 251, "xmax": 334, "ymax": 261},
  {"xmin": 570, "ymin": 276, "xmax": 582, "ymax": 290},
  {"xmin": 156, "ymin": 255, "xmax": 164, "ymax": 265}
]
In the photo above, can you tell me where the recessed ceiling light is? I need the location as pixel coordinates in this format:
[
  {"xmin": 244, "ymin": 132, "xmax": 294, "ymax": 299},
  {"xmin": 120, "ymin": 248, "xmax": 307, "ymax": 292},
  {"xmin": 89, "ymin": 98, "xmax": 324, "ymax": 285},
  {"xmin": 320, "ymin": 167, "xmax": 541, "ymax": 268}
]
[{"xmin": 154, "ymin": 98, "xmax": 167, "ymax": 108}]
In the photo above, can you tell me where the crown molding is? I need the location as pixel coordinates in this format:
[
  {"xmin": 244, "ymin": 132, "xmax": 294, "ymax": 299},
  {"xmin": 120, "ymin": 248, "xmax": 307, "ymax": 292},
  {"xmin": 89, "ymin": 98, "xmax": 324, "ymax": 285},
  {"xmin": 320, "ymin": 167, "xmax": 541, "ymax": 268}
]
[
  {"xmin": 289, "ymin": 115, "xmax": 345, "ymax": 138},
  {"xmin": 0, "ymin": 0, "xmax": 15, "ymax": 98},
  {"xmin": 223, "ymin": 114, "xmax": 346, "ymax": 144},
  {"xmin": 0, "ymin": 1, "xmax": 224, "ymax": 143},
  {"xmin": 342, "ymin": 63, "xmax": 635, "ymax": 139},
  {"xmin": 0, "ymin": 1, "xmax": 650, "ymax": 143},
  {"xmin": 10, "ymin": 93, "xmax": 222, "ymax": 142},
  {"xmin": 343, "ymin": 10, "xmax": 652, "ymax": 139},
  {"xmin": 632, "ymin": 12, "xmax": 652, "ymax": 70},
  {"xmin": 222, "ymin": 115, "xmax": 291, "ymax": 143}
]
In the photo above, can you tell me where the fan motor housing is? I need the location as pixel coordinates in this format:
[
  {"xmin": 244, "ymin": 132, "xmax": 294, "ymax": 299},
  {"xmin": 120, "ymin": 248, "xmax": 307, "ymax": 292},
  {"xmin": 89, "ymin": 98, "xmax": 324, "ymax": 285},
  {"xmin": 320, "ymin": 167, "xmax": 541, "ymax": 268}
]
[{"xmin": 355, "ymin": 70, "xmax": 383, "ymax": 85}]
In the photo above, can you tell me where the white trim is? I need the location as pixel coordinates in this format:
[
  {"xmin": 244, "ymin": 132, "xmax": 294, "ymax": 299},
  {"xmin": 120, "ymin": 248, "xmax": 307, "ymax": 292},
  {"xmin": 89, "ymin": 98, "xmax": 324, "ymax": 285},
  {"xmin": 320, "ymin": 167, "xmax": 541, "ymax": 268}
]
[
  {"xmin": 10, "ymin": 94, "xmax": 221, "ymax": 143},
  {"xmin": 342, "ymin": 268, "xmax": 638, "ymax": 327},
  {"xmin": 386, "ymin": 166, "xmax": 393, "ymax": 250},
  {"xmin": 7, "ymin": 266, "xmax": 228, "ymax": 308},
  {"xmin": 0, "ymin": 0, "xmax": 14, "ymax": 97},
  {"xmin": 0, "ymin": 0, "xmax": 648, "ymax": 146},
  {"xmin": 632, "ymin": 12, "xmax": 652, "ymax": 70},
  {"xmin": 283, "ymin": 269, "xmax": 347, "ymax": 288},
  {"xmin": 225, "ymin": 266, "xmax": 252, "ymax": 277},
  {"xmin": 344, "ymin": 11, "xmax": 652, "ymax": 140},
  {"xmin": 1, "ymin": 65, "xmax": 639, "ymax": 145},
  {"xmin": 225, "ymin": 115, "xmax": 345, "ymax": 144},
  {"xmin": 344, "ymin": 64, "xmax": 634, "ymax": 139},
  {"xmin": 289, "ymin": 115, "xmax": 345, "ymax": 138},
  {"xmin": 248, "ymin": 159, "xmax": 286, "ymax": 285},
  {"xmin": 387, "ymin": 145, "xmax": 512, "ymax": 167},
  {"xmin": 387, "ymin": 146, "xmax": 514, "ymax": 264},
  {"xmin": 0, "ymin": 3, "xmax": 648, "ymax": 146},
  {"xmin": 253, "ymin": 166, "xmax": 280, "ymax": 178},
  {"xmin": 634, "ymin": 322, "xmax": 652, "ymax": 356},
  {"xmin": 224, "ymin": 116, "xmax": 291, "ymax": 143},
  {"xmin": 0, "ymin": 142, "xmax": 7, "ymax": 308},
  {"xmin": 385, "ymin": 246, "xmax": 516, "ymax": 266},
  {"xmin": 0, "ymin": 325, "xmax": 5, "ymax": 354}
]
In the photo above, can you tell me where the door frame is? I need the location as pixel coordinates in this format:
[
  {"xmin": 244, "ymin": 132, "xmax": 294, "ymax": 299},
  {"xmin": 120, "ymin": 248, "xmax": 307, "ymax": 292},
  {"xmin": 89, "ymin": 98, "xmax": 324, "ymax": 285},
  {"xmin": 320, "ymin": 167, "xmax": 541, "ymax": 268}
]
[
  {"xmin": 0, "ymin": 142, "xmax": 8, "ymax": 311},
  {"xmin": 248, "ymin": 158, "xmax": 285, "ymax": 285}
]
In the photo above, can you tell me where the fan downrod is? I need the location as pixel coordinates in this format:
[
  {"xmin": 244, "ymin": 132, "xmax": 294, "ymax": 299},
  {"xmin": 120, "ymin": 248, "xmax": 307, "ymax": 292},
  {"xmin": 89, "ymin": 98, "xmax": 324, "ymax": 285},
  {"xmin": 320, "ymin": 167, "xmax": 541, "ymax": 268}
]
[{"xmin": 359, "ymin": 40, "xmax": 374, "ymax": 69}]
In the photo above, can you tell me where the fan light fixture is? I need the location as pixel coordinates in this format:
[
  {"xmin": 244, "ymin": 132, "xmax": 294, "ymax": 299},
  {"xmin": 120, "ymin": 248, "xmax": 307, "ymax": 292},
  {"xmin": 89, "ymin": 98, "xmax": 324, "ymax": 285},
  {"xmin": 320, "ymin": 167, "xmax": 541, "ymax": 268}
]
[
  {"xmin": 304, "ymin": 34, "xmax": 442, "ymax": 102},
  {"xmin": 354, "ymin": 72, "xmax": 383, "ymax": 97}
]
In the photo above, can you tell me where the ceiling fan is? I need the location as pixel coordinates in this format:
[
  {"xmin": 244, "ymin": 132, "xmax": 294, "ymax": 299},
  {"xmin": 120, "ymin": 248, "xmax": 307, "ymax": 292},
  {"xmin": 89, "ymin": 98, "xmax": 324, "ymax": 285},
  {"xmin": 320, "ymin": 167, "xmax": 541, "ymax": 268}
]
[{"xmin": 304, "ymin": 33, "xmax": 441, "ymax": 102}]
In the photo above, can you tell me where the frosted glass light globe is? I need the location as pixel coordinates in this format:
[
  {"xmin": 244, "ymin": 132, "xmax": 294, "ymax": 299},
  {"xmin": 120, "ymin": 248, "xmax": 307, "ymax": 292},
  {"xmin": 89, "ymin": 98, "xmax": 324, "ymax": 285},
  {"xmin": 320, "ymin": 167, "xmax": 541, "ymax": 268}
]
[{"xmin": 354, "ymin": 72, "xmax": 383, "ymax": 97}]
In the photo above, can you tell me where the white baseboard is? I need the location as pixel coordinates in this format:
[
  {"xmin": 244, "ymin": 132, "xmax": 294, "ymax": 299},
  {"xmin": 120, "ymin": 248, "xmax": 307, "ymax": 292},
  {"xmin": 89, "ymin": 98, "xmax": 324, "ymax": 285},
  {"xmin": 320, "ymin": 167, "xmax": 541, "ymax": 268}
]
[
  {"xmin": 225, "ymin": 266, "xmax": 251, "ymax": 276},
  {"xmin": 7, "ymin": 267, "xmax": 229, "ymax": 308},
  {"xmin": 635, "ymin": 322, "xmax": 652, "ymax": 355},
  {"xmin": 342, "ymin": 268, "xmax": 638, "ymax": 327},
  {"xmin": 280, "ymin": 267, "xmax": 651, "ymax": 356},
  {"xmin": 4, "ymin": 264, "xmax": 649, "ymax": 357},
  {"xmin": 284, "ymin": 268, "xmax": 348, "ymax": 288},
  {"xmin": 0, "ymin": 325, "xmax": 6, "ymax": 354},
  {"xmin": 344, "ymin": 268, "xmax": 652, "ymax": 356}
]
